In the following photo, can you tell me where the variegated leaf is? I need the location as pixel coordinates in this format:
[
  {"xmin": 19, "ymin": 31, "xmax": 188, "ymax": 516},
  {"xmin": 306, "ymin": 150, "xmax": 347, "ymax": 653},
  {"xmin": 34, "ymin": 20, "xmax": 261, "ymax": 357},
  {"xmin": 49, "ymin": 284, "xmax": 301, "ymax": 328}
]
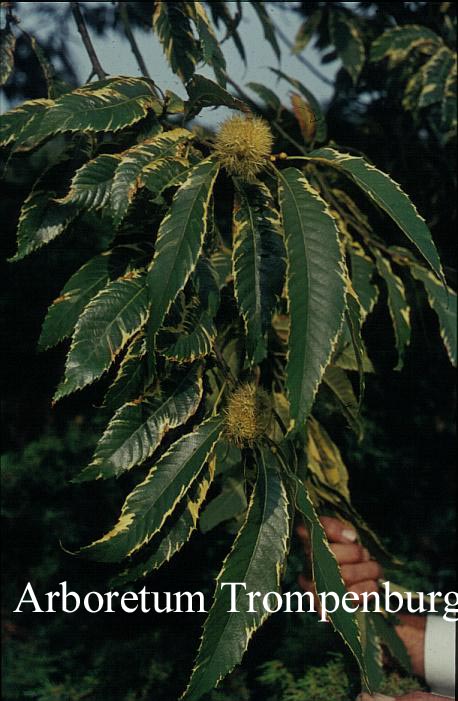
[
  {"xmin": 111, "ymin": 128, "xmax": 192, "ymax": 226},
  {"xmin": 147, "ymin": 158, "xmax": 219, "ymax": 348},
  {"xmin": 375, "ymin": 253, "xmax": 411, "ymax": 370},
  {"xmin": 79, "ymin": 414, "xmax": 224, "ymax": 562},
  {"xmin": 411, "ymin": 264, "xmax": 457, "ymax": 366},
  {"xmin": 349, "ymin": 244, "xmax": 378, "ymax": 320},
  {"xmin": 9, "ymin": 190, "xmax": 78, "ymax": 262},
  {"xmin": 329, "ymin": 11, "xmax": 365, "ymax": 84},
  {"xmin": 103, "ymin": 334, "xmax": 148, "ymax": 410},
  {"xmin": 306, "ymin": 416, "xmax": 350, "ymax": 501},
  {"xmin": 293, "ymin": 479, "xmax": 370, "ymax": 689},
  {"xmin": 59, "ymin": 154, "xmax": 121, "ymax": 210},
  {"xmin": 113, "ymin": 460, "xmax": 215, "ymax": 585},
  {"xmin": 191, "ymin": 2, "xmax": 227, "ymax": 86},
  {"xmin": 278, "ymin": 168, "xmax": 346, "ymax": 431},
  {"xmin": 323, "ymin": 365, "xmax": 363, "ymax": 438},
  {"xmin": 182, "ymin": 446, "xmax": 289, "ymax": 701},
  {"xmin": 153, "ymin": 1, "xmax": 200, "ymax": 83},
  {"xmin": 370, "ymin": 25, "xmax": 442, "ymax": 67},
  {"xmin": 0, "ymin": 28, "xmax": 16, "ymax": 86},
  {"xmin": 293, "ymin": 10, "xmax": 322, "ymax": 54},
  {"xmin": 418, "ymin": 46, "xmax": 455, "ymax": 109},
  {"xmin": 356, "ymin": 612, "xmax": 385, "ymax": 691},
  {"xmin": 0, "ymin": 98, "xmax": 53, "ymax": 148},
  {"xmin": 17, "ymin": 77, "xmax": 161, "ymax": 150},
  {"xmin": 78, "ymin": 365, "xmax": 203, "ymax": 481},
  {"xmin": 54, "ymin": 272, "xmax": 149, "ymax": 401},
  {"xmin": 39, "ymin": 245, "xmax": 149, "ymax": 350},
  {"xmin": 310, "ymin": 148, "xmax": 444, "ymax": 282},
  {"xmin": 232, "ymin": 182, "xmax": 286, "ymax": 365}
]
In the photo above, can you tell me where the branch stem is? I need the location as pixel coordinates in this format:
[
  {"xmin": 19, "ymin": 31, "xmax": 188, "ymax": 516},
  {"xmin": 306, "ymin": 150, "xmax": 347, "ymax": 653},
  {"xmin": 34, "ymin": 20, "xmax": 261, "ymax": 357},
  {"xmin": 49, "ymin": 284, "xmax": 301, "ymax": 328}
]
[
  {"xmin": 71, "ymin": 2, "xmax": 107, "ymax": 81},
  {"xmin": 118, "ymin": 2, "xmax": 151, "ymax": 79},
  {"xmin": 274, "ymin": 24, "xmax": 334, "ymax": 88}
]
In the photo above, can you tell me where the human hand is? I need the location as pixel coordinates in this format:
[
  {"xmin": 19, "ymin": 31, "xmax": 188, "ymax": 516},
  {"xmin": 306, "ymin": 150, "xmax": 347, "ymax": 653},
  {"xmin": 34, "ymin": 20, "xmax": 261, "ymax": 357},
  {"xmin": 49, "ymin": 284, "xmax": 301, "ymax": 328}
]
[{"xmin": 297, "ymin": 516, "xmax": 383, "ymax": 602}]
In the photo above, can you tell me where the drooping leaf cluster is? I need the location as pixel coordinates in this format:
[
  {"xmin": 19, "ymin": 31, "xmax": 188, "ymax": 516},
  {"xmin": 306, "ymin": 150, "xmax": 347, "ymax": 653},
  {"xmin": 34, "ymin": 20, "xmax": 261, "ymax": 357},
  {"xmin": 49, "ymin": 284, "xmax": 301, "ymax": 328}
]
[{"xmin": 1, "ymin": 3, "xmax": 456, "ymax": 699}]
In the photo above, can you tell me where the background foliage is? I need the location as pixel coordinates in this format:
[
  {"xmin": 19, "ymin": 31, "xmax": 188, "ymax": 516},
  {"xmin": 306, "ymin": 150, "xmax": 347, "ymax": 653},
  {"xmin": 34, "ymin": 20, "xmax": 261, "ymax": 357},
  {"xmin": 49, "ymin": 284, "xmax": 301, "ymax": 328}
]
[{"xmin": 1, "ymin": 2, "xmax": 456, "ymax": 699}]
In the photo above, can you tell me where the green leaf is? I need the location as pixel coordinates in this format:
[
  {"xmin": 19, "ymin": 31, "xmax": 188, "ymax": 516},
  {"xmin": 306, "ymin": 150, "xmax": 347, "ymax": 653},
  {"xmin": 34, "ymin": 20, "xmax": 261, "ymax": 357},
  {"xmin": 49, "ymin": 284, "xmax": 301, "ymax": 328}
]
[
  {"xmin": 59, "ymin": 154, "xmax": 121, "ymax": 210},
  {"xmin": 147, "ymin": 158, "xmax": 219, "ymax": 348},
  {"xmin": 232, "ymin": 182, "xmax": 286, "ymax": 365},
  {"xmin": 323, "ymin": 365, "xmax": 363, "ymax": 438},
  {"xmin": 79, "ymin": 414, "xmax": 224, "ymax": 562},
  {"xmin": 39, "ymin": 245, "xmax": 148, "ymax": 350},
  {"xmin": 0, "ymin": 28, "xmax": 16, "ymax": 86},
  {"xmin": 113, "ymin": 460, "xmax": 215, "ymax": 585},
  {"xmin": 270, "ymin": 68, "xmax": 327, "ymax": 142},
  {"xmin": 343, "ymin": 292, "xmax": 366, "ymax": 403},
  {"xmin": 370, "ymin": 25, "xmax": 441, "ymax": 66},
  {"xmin": 18, "ymin": 77, "xmax": 161, "ymax": 150},
  {"xmin": 207, "ymin": 2, "xmax": 246, "ymax": 64},
  {"xmin": 293, "ymin": 10, "xmax": 322, "ymax": 54},
  {"xmin": 182, "ymin": 446, "xmax": 289, "ymax": 701},
  {"xmin": 200, "ymin": 477, "xmax": 247, "ymax": 534},
  {"xmin": 9, "ymin": 190, "xmax": 77, "ymax": 262},
  {"xmin": 251, "ymin": 2, "xmax": 281, "ymax": 61},
  {"xmin": 375, "ymin": 253, "xmax": 411, "ymax": 370},
  {"xmin": 54, "ymin": 272, "xmax": 149, "ymax": 401},
  {"xmin": 110, "ymin": 128, "xmax": 192, "ymax": 226},
  {"xmin": 329, "ymin": 11, "xmax": 365, "ymax": 84},
  {"xmin": 293, "ymin": 479, "xmax": 370, "ymax": 689},
  {"xmin": 78, "ymin": 365, "xmax": 203, "ymax": 481},
  {"xmin": 29, "ymin": 35, "xmax": 69, "ymax": 99},
  {"xmin": 310, "ymin": 147, "xmax": 444, "ymax": 282},
  {"xmin": 214, "ymin": 440, "xmax": 242, "ymax": 476},
  {"xmin": 246, "ymin": 82, "xmax": 281, "ymax": 114},
  {"xmin": 152, "ymin": 1, "xmax": 200, "ymax": 83},
  {"xmin": 371, "ymin": 613, "xmax": 412, "ymax": 673},
  {"xmin": 411, "ymin": 265, "xmax": 457, "ymax": 366},
  {"xmin": 278, "ymin": 168, "xmax": 346, "ymax": 431},
  {"xmin": 192, "ymin": 2, "xmax": 227, "ymax": 86},
  {"xmin": 185, "ymin": 74, "xmax": 249, "ymax": 120}
]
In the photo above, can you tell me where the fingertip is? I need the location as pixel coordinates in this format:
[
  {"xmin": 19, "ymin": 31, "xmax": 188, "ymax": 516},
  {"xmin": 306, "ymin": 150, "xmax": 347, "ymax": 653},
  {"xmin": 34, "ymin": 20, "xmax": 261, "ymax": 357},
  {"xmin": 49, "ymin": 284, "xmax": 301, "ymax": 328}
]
[
  {"xmin": 296, "ymin": 523, "xmax": 307, "ymax": 539},
  {"xmin": 341, "ymin": 528, "xmax": 358, "ymax": 543}
]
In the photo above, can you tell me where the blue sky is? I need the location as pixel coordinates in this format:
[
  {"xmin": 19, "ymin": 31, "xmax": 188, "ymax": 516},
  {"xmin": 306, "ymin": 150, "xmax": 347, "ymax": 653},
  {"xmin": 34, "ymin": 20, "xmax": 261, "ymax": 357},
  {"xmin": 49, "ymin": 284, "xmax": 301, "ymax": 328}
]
[{"xmin": 5, "ymin": 2, "xmax": 338, "ymax": 124}]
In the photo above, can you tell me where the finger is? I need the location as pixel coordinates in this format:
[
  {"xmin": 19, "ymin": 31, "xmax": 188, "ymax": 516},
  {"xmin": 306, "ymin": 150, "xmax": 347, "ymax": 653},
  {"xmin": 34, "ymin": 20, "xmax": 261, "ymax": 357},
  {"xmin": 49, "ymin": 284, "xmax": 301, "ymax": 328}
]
[
  {"xmin": 340, "ymin": 561, "xmax": 382, "ymax": 586},
  {"xmin": 349, "ymin": 580, "xmax": 379, "ymax": 601},
  {"xmin": 296, "ymin": 523, "xmax": 310, "ymax": 545},
  {"xmin": 320, "ymin": 516, "xmax": 358, "ymax": 544},
  {"xmin": 298, "ymin": 573, "xmax": 314, "ymax": 593},
  {"xmin": 330, "ymin": 543, "xmax": 367, "ymax": 565}
]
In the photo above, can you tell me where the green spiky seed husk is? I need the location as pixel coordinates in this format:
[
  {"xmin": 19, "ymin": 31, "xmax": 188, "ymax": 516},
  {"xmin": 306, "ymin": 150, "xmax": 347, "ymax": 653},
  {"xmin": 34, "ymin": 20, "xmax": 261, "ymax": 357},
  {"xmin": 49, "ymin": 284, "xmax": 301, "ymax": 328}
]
[
  {"xmin": 224, "ymin": 382, "xmax": 272, "ymax": 447},
  {"xmin": 213, "ymin": 115, "xmax": 273, "ymax": 182}
]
